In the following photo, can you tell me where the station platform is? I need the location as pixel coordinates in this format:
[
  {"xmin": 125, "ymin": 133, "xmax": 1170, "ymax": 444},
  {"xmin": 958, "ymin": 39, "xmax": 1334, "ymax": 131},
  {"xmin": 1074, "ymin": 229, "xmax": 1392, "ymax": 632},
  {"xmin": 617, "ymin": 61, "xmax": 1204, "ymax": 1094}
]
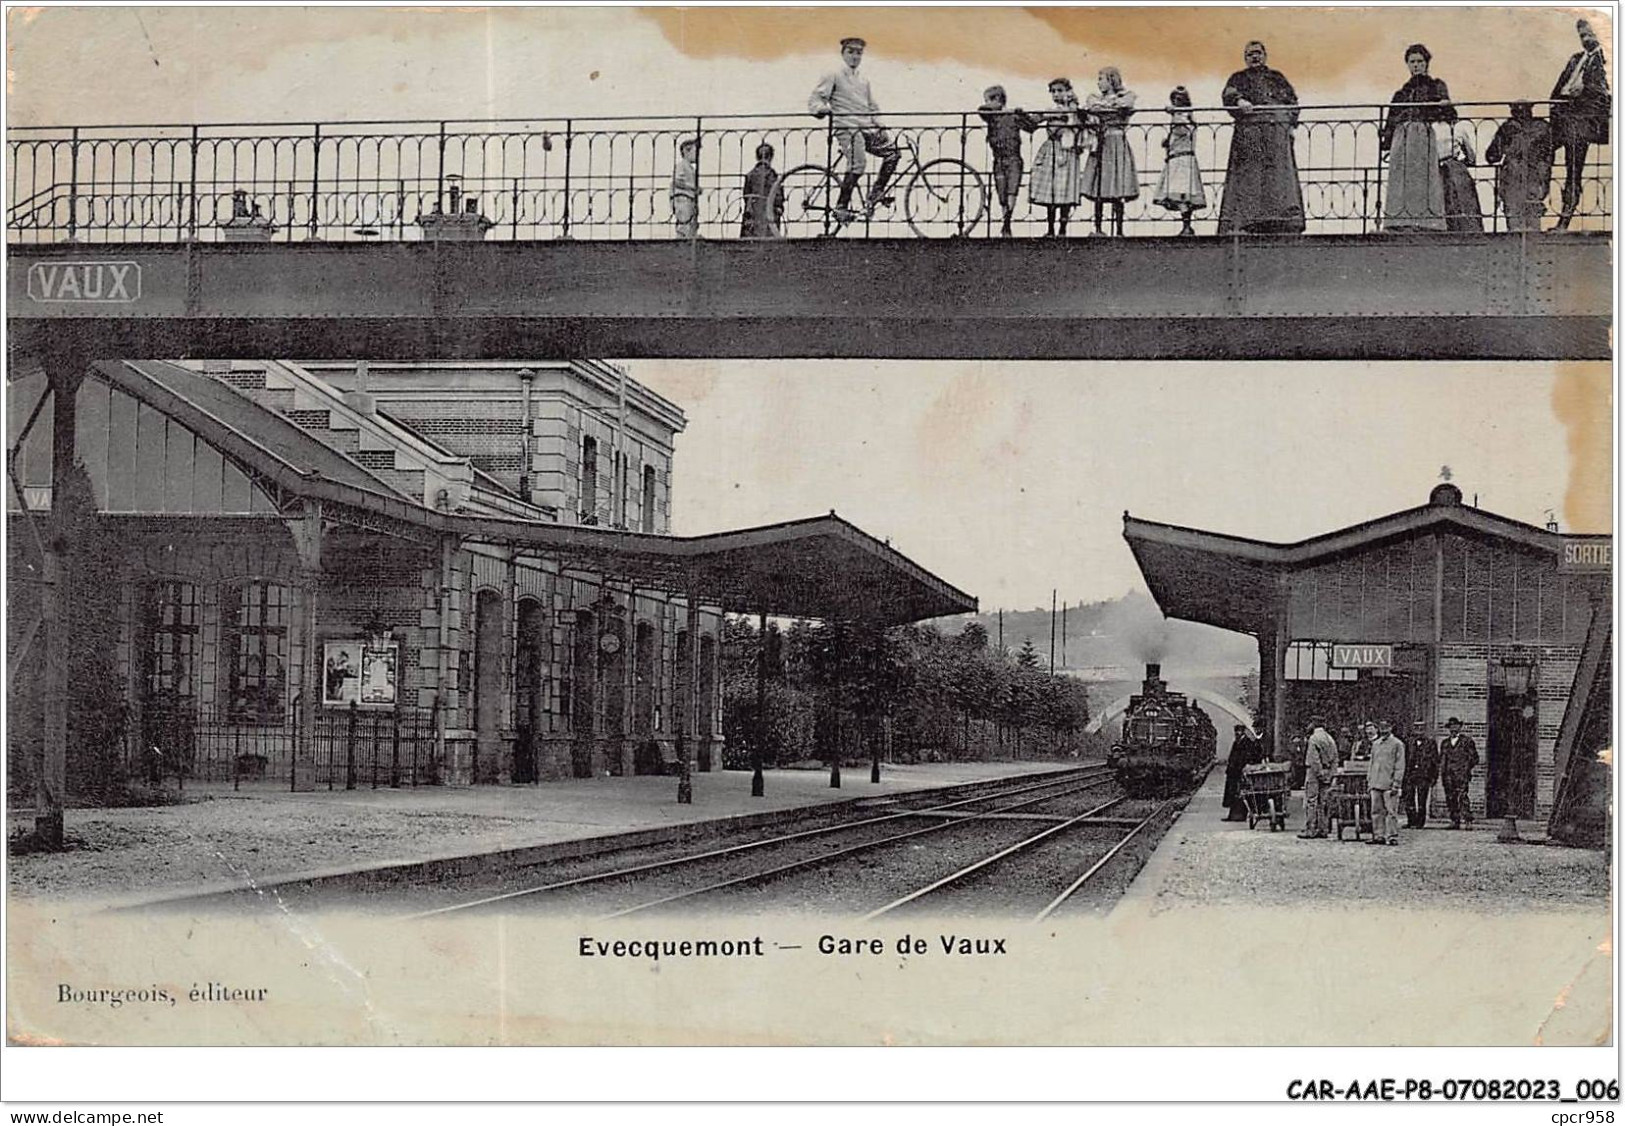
[
  {"xmin": 1124, "ymin": 766, "xmax": 1609, "ymax": 912},
  {"xmin": 1087, "ymin": 765, "xmax": 1612, "ymax": 1045},
  {"xmin": 6, "ymin": 759, "xmax": 1081, "ymax": 908}
]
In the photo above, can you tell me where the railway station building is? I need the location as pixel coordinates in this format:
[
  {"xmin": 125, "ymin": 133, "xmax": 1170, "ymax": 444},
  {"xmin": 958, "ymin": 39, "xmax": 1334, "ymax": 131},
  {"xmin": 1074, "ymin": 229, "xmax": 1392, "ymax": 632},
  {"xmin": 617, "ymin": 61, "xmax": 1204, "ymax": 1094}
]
[
  {"xmin": 1124, "ymin": 484, "xmax": 1612, "ymax": 836},
  {"xmin": 7, "ymin": 357, "xmax": 972, "ymax": 800}
]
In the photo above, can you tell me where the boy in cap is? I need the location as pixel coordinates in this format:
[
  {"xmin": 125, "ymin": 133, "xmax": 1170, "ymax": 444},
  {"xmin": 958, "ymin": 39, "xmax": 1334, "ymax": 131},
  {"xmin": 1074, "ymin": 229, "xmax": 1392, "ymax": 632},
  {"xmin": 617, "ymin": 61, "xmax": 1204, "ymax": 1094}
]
[
  {"xmin": 671, "ymin": 136, "xmax": 700, "ymax": 238},
  {"xmin": 979, "ymin": 86, "xmax": 1039, "ymax": 236},
  {"xmin": 809, "ymin": 37, "xmax": 902, "ymax": 221}
]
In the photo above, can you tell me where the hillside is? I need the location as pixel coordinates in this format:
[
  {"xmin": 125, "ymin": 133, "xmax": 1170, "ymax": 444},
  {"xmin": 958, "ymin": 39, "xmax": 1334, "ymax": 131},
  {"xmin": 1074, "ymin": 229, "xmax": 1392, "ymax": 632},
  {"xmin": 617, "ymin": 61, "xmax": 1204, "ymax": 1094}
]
[{"xmin": 937, "ymin": 590, "xmax": 1256, "ymax": 678}]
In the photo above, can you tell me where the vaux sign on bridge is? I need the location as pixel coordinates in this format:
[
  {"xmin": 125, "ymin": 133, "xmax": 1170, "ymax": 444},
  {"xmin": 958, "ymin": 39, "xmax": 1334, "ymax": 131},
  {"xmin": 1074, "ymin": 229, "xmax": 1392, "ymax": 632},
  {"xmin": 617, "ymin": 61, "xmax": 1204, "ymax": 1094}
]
[
  {"xmin": 4, "ymin": 234, "xmax": 1613, "ymax": 361},
  {"xmin": 26, "ymin": 260, "xmax": 142, "ymax": 303}
]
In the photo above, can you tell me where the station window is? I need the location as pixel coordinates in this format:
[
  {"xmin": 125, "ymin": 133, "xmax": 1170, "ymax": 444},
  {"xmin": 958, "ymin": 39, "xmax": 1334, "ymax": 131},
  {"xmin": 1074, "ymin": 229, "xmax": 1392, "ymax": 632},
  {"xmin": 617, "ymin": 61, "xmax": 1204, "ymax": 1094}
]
[
  {"xmin": 642, "ymin": 465, "xmax": 658, "ymax": 533},
  {"xmin": 580, "ymin": 435, "xmax": 598, "ymax": 523},
  {"xmin": 1283, "ymin": 641, "xmax": 1358, "ymax": 682},
  {"xmin": 143, "ymin": 581, "xmax": 200, "ymax": 701},
  {"xmin": 222, "ymin": 582, "xmax": 289, "ymax": 723}
]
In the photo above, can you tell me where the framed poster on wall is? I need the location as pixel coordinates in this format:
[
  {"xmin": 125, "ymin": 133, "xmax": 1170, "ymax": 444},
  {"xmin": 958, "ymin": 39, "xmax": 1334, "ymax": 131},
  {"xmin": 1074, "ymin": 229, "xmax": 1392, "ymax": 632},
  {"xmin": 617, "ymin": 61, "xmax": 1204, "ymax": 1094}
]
[{"xmin": 321, "ymin": 638, "xmax": 399, "ymax": 708}]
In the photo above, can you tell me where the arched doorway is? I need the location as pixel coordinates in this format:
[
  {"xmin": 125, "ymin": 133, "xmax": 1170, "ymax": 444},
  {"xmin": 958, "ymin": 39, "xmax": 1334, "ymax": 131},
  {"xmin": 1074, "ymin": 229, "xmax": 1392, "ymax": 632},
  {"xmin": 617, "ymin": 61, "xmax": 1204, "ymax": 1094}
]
[
  {"xmin": 597, "ymin": 608, "xmax": 627, "ymax": 776},
  {"xmin": 674, "ymin": 627, "xmax": 691, "ymax": 765},
  {"xmin": 513, "ymin": 599, "xmax": 544, "ymax": 783},
  {"xmin": 570, "ymin": 608, "xmax": 596, "ymax": 777},
  {"xmin": 472, "ymin": 589, "xmax": 504, "ymax": 783},
  {"xmin": 698, "ymin": 633, "xmax": 717, "ymax": 771},
  {"xmin": 633, "ymin": 620, "xmax": 661, "ymax": 774}
]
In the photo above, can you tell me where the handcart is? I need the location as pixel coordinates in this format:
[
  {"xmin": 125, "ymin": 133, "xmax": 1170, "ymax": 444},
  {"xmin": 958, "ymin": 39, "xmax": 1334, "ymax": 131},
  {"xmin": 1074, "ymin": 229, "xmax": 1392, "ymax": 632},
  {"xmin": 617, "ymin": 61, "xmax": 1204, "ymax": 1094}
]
[
  {"xmin": 1328, "ymin": 762, "xmax": 1374, "ymax": 841},
  {"xmin": 1241, "ymin": 761, "xmax": 1290, "ymax": 831}
]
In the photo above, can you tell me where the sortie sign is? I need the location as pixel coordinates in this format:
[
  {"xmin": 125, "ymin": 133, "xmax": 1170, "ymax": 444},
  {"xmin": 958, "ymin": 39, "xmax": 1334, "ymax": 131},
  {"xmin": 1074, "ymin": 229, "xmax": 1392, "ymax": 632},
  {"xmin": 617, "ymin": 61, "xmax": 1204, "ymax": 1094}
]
[
  {"xmin": 27, "ymin": 260, "xmax": 141, "ymax": 303},
  {"xmin": 1331, "ymin": 644, "xmax": 1393, "ymax": 669},
  {"xmin": 1559, "ymin": 536, "xmax": 1612, "ymax": 573}
]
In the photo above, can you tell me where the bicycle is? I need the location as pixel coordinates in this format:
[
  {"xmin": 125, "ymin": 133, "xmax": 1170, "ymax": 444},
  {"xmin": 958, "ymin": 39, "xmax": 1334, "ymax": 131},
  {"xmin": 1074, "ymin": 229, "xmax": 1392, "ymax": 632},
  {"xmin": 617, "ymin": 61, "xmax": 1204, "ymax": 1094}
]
[{"xmin": 772, "ymin": 129, "xmax": 989, "ymax": 238}]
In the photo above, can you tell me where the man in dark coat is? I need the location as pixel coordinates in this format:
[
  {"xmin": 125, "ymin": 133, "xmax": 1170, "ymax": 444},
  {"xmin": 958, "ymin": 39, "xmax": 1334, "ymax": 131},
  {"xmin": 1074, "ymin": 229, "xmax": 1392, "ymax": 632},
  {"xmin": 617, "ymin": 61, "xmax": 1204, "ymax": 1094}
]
[
  {"xmin": 1439, "ymin": 716, "xmax": 1480, "ymax": 828},
  {"xmin": 1218, "ymin": 40, "xmax": 1306, "ymax": 234},
  {"xmin": 1549, "ymin": 18, "xmax": 1611, "ymax": 229},
  {"xmin": 1486, "ymin": 102, "xmax": 1554, "ymax": 232},
  {"xmin": 1222, "ymin": 724, "xmax": 1261, "ymax": 820},
  {"xmin": 1402, "ymin": 720, "xmax": 1441, "ymax": 828}
]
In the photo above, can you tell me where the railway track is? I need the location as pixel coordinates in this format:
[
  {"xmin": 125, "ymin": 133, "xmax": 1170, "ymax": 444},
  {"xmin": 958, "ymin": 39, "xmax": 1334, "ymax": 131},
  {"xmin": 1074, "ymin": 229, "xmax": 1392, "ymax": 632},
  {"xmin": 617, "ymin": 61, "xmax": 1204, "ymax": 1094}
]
[
  {"xmin": 862, "ymin": 797, "xmax": 1176, "ymax": 923},
  {"xmin": 412, "ymin": 765, "xmax": 1116, "ymax": 919}
]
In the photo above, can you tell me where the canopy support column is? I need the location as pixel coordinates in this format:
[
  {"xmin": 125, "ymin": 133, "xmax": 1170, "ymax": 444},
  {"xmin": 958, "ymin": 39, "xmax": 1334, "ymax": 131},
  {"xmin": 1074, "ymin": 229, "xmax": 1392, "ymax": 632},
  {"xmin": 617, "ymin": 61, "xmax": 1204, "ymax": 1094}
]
[
  {"xmin": 288, "ymin": 501, "xmax": 324, "ymax": 792},
  {"xmin": 35, "ymin": 350, "xmax": 83, "ymax": 849},
  {"xmin": 677, "ymin": 594, "xmax": 699, "ymax": 804},
  {"xmin": 753, "ymin": 609, "xmax": 767, "ymax": 798}
]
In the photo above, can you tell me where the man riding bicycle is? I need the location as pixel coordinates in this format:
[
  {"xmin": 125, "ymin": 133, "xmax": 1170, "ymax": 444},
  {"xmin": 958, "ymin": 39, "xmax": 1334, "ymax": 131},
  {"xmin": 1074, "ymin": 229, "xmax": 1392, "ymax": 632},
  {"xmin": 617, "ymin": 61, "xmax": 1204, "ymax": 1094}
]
[{"xmin": 808, "ymin": 36, "xmax": 902, "ymax": 222}]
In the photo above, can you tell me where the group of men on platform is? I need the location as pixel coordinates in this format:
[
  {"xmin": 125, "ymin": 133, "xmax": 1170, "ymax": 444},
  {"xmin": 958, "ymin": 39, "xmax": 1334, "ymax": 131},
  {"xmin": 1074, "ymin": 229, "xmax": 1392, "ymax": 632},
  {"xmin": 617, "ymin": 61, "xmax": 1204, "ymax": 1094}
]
[{"xmin": 1223, "ymin": 715, "xmax": 1480, "ymax": 845}]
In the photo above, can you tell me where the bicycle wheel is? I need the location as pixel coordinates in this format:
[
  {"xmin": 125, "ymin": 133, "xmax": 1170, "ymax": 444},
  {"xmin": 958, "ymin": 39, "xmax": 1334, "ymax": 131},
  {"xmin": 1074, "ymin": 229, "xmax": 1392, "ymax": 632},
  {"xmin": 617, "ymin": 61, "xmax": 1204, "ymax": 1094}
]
[
  {"xmin": 772, "ymin": 164, "xmax": 841, "ymax": 239},
  {"xmin": 905, "ymin": 158, "xmax": 989, "ymax": 238}
]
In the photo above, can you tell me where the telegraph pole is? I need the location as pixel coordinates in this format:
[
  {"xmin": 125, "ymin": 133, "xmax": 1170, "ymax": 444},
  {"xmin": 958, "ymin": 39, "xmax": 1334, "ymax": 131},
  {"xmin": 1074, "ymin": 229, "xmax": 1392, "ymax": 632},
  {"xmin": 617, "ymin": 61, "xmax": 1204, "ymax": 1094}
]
[
  {"xmin": 997, "ymin": 609, "xmax": 1004, "ymax": 652},
  {"xmin": 1049, "ymin": 589, "xmax": 1057, "ymax": 673},
  {"xmin": 1060, "ymin": 601, "xmax": 1067, "ymax": 670}
]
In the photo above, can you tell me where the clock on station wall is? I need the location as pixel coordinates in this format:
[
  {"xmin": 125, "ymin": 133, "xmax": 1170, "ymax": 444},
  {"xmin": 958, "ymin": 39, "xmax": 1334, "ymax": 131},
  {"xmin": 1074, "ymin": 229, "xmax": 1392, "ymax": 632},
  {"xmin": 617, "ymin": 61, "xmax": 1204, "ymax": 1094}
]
[{"xmin": 598, "ymin": 632, "xmax": 622, "ymax": 655}]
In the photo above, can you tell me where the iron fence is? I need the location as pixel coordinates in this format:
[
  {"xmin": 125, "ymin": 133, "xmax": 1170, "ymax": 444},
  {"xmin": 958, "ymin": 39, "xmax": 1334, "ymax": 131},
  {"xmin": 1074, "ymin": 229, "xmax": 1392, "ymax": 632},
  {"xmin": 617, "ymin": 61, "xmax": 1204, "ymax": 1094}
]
[
  {"xmin": 135, "ymin": 701, "xmax": 441, "ymax": 789},
  {"xmin": 7, "ymin": 104, "xmax": 1610, "ymax": 243}
]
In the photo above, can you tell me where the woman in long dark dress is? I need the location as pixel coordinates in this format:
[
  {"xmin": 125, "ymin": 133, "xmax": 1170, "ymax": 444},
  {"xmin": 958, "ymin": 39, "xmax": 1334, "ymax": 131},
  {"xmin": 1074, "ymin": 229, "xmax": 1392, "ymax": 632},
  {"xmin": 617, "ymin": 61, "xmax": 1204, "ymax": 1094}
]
[
  {"xmin": 1380, "ymin": 44, "xmax": 1455, "ymax": 231},
  {"xmin": 1217, "ymin": 40, "xmax": 1305, "ymax": 235}
]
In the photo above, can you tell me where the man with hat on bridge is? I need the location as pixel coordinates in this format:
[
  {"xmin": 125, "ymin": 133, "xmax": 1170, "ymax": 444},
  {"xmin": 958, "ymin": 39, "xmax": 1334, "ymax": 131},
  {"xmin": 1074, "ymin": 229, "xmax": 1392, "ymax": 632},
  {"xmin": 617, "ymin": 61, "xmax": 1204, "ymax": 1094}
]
[{"xmin": 809, "ymin": 36, "xmax": 903, "ymax": 223}]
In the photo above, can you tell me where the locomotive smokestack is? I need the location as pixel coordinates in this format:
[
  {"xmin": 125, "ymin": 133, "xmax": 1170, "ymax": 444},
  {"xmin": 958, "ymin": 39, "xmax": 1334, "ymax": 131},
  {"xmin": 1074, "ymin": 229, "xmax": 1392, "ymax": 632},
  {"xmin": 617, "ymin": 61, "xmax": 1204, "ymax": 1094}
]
[{"xmin": 1143, "ymin": 663, "xmax": 1165, "ymax": 695}]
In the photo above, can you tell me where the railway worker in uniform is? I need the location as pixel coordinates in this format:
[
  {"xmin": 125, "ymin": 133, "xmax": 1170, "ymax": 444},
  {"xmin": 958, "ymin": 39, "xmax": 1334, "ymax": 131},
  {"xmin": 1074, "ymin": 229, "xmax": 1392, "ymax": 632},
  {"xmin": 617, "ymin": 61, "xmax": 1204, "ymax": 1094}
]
[
  {"xmin": 808, "ymin": 36, "xmax": 903, "ymax": 223},
  {"xmin": 1439, "ymin": 716, "xmax": 1480, "ymax": 828},
  {"xmin": 1403, "ymin": 719, "xmax": 1440, "ymax": 828},
  {"xmin": 1366, "ymin": 719, "xmax": 1406, "ymax": 846},
  {"xmin": 1297, "ymin": 716, "xmax": 1338, "ymax": 839}
]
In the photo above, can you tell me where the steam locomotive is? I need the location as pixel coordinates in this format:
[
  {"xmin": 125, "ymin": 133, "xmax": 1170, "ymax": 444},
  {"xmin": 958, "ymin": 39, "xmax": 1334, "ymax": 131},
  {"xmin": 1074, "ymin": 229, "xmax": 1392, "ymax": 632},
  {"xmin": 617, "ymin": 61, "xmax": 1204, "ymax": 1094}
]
[{"xmin": 1108, "ymin": 663, "xmax": 1217, "ymax": 795}]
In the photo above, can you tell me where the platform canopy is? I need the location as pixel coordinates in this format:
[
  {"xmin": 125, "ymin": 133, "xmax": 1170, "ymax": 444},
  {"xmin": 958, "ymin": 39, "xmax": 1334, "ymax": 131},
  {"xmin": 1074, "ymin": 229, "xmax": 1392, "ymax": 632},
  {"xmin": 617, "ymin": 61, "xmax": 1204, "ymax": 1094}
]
[
  {"xmin": 42, "ymin": 358, "xmax": 973, "ymax": 626},
  {"xmin": 454, "ymin": 513, "xmax": 975, "ymax": 625},
  {"xmin": 1123, "ymin": 488, "xmax": 1577, "ymax": 636}
]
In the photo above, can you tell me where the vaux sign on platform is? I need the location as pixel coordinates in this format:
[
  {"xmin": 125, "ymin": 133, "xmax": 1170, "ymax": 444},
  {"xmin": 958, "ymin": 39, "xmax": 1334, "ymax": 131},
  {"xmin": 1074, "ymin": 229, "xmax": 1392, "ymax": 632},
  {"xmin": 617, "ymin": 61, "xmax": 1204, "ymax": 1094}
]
[
  {"xmin": 1330, "ymin": 644, "xmax": 1394, "ymax": 670},
  {"xmin": 27, "ymin": 260, "xmax": 141, "ymax": 302}
]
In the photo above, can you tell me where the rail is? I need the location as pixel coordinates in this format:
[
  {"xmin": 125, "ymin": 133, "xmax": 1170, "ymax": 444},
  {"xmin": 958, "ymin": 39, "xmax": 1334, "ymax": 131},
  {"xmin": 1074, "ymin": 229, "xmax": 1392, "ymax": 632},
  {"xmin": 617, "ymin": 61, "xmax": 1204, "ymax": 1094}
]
[{"xmin": 6, "ymin": 102, "xmax": 1611, "ymax": 243}]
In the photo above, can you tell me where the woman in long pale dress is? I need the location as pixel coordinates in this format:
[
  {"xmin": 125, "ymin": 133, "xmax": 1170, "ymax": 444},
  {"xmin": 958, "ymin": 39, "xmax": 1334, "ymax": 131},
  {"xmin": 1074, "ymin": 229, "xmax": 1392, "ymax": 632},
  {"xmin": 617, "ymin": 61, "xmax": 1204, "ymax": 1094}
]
[
  {"xmin": 1380, "ymin": 44, "xmax": 1454, "ymax": 231},
  {"xmin": 1082, "ymin": 66, "xmax": 1139, "ymax": 236},
  {"xmin": 1154, "ymin": 86, "xmax": 1206, "ymax": 235},
  {"xmin": 1029, "ymin": 77, "xmax": 1084, "ymax": 236}
]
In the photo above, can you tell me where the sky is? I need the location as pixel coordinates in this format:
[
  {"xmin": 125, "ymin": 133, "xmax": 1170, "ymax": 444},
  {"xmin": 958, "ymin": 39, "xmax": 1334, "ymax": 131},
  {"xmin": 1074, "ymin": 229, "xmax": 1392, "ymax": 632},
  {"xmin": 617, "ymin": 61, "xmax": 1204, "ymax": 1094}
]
[
  {"xmin": 634, "ymin": 360, "xmax": 1610, "ymax": 610},
  {"xmin": 6, "ymin": 5, "xmax": 1613, "ymax": 125},
  {"xmin": 5, "ymin": 6, "xmax": 1614, "ymax": 610}
]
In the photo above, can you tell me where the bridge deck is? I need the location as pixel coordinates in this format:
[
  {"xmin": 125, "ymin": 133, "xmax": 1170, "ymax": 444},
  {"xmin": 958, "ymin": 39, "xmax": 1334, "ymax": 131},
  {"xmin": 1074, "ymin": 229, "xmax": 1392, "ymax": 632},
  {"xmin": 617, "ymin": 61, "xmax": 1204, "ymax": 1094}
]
[{"xmin": 7, "ymin": 232, "xmax": 1610, "ymax": 360}]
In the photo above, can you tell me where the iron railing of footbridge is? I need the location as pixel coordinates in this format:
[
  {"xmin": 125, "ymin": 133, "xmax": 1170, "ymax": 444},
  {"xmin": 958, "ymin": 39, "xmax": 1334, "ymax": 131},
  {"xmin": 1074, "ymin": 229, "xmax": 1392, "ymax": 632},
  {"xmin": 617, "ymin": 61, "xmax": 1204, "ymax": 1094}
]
[{"xmin": 6, "ymin": 103, "xmax": 1611, "ymax": 244}]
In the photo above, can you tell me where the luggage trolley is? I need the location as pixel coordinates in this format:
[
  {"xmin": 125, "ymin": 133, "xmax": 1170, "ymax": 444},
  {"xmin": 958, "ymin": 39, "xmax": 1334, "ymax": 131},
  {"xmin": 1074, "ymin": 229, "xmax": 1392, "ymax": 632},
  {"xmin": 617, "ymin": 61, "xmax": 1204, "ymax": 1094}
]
[
  {"xmin": 1240, "ymin": 761, "xmax": 1290, "ymax": 831},
  {"xmin": 1328, "ymin": 762, "xmax": 1375, "ymax": 841}
]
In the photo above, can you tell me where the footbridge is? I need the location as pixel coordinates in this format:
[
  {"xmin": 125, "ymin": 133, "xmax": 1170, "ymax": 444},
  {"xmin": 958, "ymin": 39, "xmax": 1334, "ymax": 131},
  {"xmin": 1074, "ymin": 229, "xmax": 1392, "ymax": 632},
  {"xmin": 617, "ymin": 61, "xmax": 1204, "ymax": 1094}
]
[{"xmin": 6, "ymin": 105, "xmax": 1613, "ymax": 361}]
